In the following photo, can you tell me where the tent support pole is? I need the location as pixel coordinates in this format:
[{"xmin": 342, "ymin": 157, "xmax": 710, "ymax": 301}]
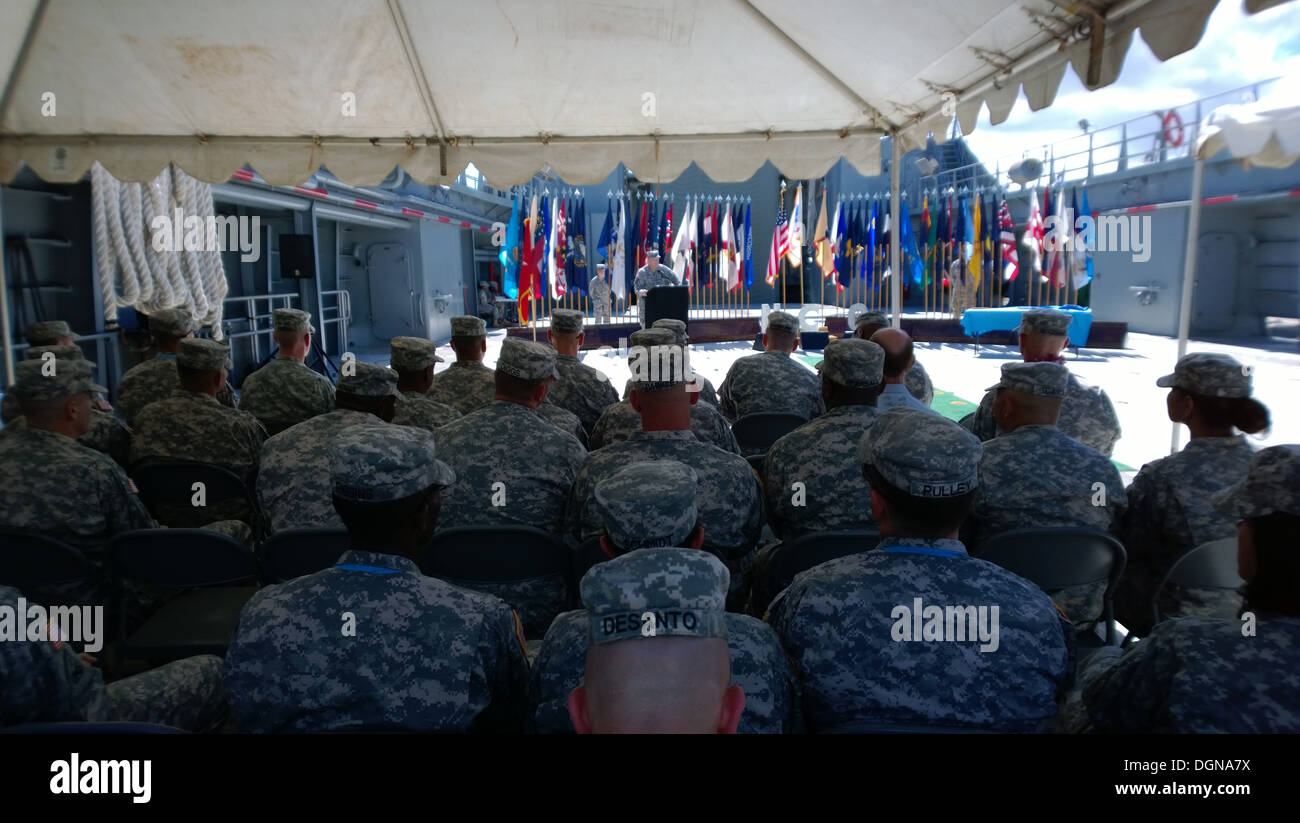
[
  {"xmin": 1172, "ymin": 154, "xmax": 1205, "ymax": 454},
  {"xmin": 0, "ymin": 188, "xmax": 12, "ymax": 386},
  {"xmin": 890, "ymin": 135, "xmax": 902, "ymax": 328}
]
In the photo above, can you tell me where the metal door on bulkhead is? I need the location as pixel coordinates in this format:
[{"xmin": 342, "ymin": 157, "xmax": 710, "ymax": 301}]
[
  {"xmin": 1191, "ymin": 233, "xmax": 1237, "ymax": 335},
  {"xmin": 367, "ymin": 243, "xmax": 420, "ymax": 340}
]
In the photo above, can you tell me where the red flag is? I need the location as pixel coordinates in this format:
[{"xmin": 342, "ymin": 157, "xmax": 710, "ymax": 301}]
[
  {"xmin": 1044, "ymin": 186, "xmax": 1062, "ymax": 287},
  {"xmin": 999, "ymin": 199, "xmax": 1019, "ymax": 281},
  {"xmin": 1027, "ymin": 190, "xmax": 1045, "ymax": 278},
  {"xmin": 663, "ymin": 201, "xmax": 673, "ymax": 258},
  {"xmin": 637, "ymin": 201, "xmax": 649, "ymax": 269}
]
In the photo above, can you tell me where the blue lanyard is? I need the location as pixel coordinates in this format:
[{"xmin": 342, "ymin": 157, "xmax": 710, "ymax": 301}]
[
  {"xmin": 881, "ymin": 545, "xmax": 964, "ymax": 559},
  {"xmin": 335, "ymin": 563, "xmax": 400, "ymax": 575}
]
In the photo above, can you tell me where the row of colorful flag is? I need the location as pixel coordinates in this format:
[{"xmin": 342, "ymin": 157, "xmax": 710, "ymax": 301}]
[{"xmin": 499, "ymin": 182, "xmax": 1096, "ymax": 321}]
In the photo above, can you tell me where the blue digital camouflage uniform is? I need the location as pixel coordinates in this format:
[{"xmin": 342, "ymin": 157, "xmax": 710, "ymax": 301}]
[
  {"xmin": 905, "ymin": 360, "xmax": 933, "ymax": 407},
  {"xmin": 1081, "ymin": 614, "xmax": 1300, "ymax": 732},
  {"xmin": 761, "ymin": 404, "xmax": 879, "ymax": 541},
  {"xmin": 632, "ymin": 262, "xmax": 678, "ymax": 327},
  {"xmin": 238, "ymin": 356, "xmax": 335, "ymax": 433},
  {"xmin": 962, "ymin": 371, "xmax": 1121, "ymax": 457},
  {"xmin": 528, "ymin": 608, "xmax": 800, "ymax": 733},
  {"xmin": 537, "ymin": 399, "xmax": 589, "ymax": 447},
  {"xmin": 768, "ymin": 536, "xmax": 1077, "ymax": 732},
  {"xmin": 223, "ymin": 550, "xmax": 530, "ymax": 732},
  {"xmin": 589, "ymin": 397, "xmax": 741, "ymax": 454},
  {"xmin": 0, "ymin": 587, "xmax": 226, "ymax": 730},
  {"xmin": 565, "ymin": 429, "xmax": 763, "ymax": 606},
  {"xmin": 966, "ymin": 423, "xmax": 1127, "ymax": 623},
  {"xmin": 426, "ymin": 361, "xmax": 497, "ymax": 415},
  {"xmin": 1116, "ymin": 436, "xmax": 1253, "ymax": 634},
  {"xmin": 718, "ymin": 350, "xmax": 823, "ymax": 423}
]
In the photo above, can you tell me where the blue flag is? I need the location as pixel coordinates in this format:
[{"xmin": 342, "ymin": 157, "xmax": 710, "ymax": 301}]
[
  {"xmin": 502, "ymin": 194, "xmax": 521, "ymax": 299},
  {"xmin": 596, "ymin": 198, "xmax": 612, "ymax": 263},
  {"xmin": 835, "ymin": 200, "xmax": 850, "ymax": 289},
  {"xmin": 539, "ymin": 194, "xmax": 550, "ymax": 299},
  {"xmin": 1079, "ymin": 186, "xmax": 1094, "ymax": 288},
  {"xmin": 743, "ymin": 202, "xmax": 754, "ymax": 288},
  {"xmin": 900, "ymin": 198, "xmax": 923, "ymax": 286},
  {"xmin": 864, "ymin": 201, "xmax": 877, "ymax": 287}
]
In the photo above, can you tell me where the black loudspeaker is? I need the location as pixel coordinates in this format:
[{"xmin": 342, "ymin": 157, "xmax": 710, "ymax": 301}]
[
  {"xmin": 644, "ymin": 286, "xmax": 689, "ymax": 326},
  {"xmin": 279, "ymin": 234, "xmax": 317, "ymax": 280}
]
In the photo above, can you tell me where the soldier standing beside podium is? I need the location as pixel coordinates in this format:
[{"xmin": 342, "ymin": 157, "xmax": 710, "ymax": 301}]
[
  {"xmin": 633, "ymin": 247, "xmax": 678, "ymax": 328},
  {"xmin": 590, "ymin": 263, "xmax": 612, "ymax": 325}
]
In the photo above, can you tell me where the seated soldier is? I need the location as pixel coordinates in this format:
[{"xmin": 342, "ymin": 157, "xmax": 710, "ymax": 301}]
[
  {"xmin": 591, "ymin": 328, "xmax": 740, "ymax": 453},
  {"xmin": 115, "ymin": 308, "xmax": 237, "ymax": 424},
  {"xmin": 128, "ymin": 338, "xmax": 266, "ymax": 527},
  {"xmin": 529, "ymin": 461, "xmax": 799, "ymax": 734},
  {"xmin": 546, "ymin": 309, "xmax": 619, "ymax": 435},
  {"xmin": 617, "ymin": 319, "xmax": 720, "ymax": 407},
  {"xmin": 224, "ymin": 422, "xmax": 528, "ymax": 733},
  {"xmin": 427, "ymin": 316, "xmax": 496, "ymax": 415},
  {"xmin": 964, "ymin": 362, "xmax": 1126, "ymax": 626},
  {"xmin": 1082, "ymin": 445, "xmax": 1300, "ymax": 733},
  {"xmin": 257, "ymin": 362, "xmax": 400, "ymax": 534},
  {"xmin": 4, "ymin": 344, "xmax": 132, "ymax": 466},
  {"xmin": 1116, "ymin": 352, "xmax": 1269, "ymax": 634},
  {"xmin": 0, "ymin": 585, "xmax": 226, "ymax": 731},
  {"xmin": 768, "ymin": 408, "xmax": 1076, "ymax": 732},
  {"xmin": 870, "ymin": 328, "xmax": 937, "ymax": 414},
  {"xmin": 389, "ymin": 336, "xmax": 462, "ymax": 432},
  {"xmin": 238, "ymin": 308, "xmax": 335, "ymax": 434},
  {"xmin": 565, "ymin": 548, "xmax": 746, "ymax": 734},
  {"xmin": 717, "ymin": 310, "xmax": 823, "ymax": 423}
]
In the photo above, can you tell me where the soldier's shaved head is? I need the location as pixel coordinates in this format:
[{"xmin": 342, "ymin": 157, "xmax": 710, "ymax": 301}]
[
  {"xmin": 569, "ymin": 636, "xmax": 742, "ymax": 734},
  {"xmin": 1018, "ymin": 329, "xmax": 1068, "ymax": 361},
  {"xmin": 273, "ymin": 328, "xmax": 311, "ymax": 361},
  {"xmin": 870, "ymin": 328, "xmax": 915, "ymax": 379}
]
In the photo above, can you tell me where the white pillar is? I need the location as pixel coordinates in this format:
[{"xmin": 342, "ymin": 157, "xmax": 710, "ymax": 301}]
[{"xmin": 1171, "ymin": 154, "xmax": 1205, "ymax": 454}]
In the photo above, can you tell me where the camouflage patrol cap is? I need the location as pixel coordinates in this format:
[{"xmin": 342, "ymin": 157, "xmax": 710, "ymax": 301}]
[
  {"xmin": 628, "ymin": 328, "xmax": 674, "ymax": 350},
  {"xmin": 330, "ymin": 421, "xmax": 455, "ymax": 503},
  {"xmin": 1156, "ymin": 352, "xmax": 1251, "ymax": 398},
  {"xmin": 148, "ymin": 308, "xmax": 196, "ymax": 338},
  {"xmin": 1212, "ymin": 445, "xmax": 1300, "ymax": 519},
  {"xmin": 25, "ymin": 321, "xmax": 78, "ymax": 345},
  {"xmin": 854, "ymin": 310, "xmax": 889, "ymax": 329},
  {"xmin": 988, "ymin": 361, "xmax": 1069, "ymax": 397},
  {"xmin": 764, "ymin": 310, "xmax": 799, "ymax": 335},
  {"xmin": 24, "ymin": 345, "xmax": 83, "ymax": 361},
  {"xmin": 550, "ymin": 309, "xmax": 585, "ymax": 335},
  {"xmin": 177, "ymin": 338, "xmax": 230, "ymax": 372},
  {"xmin": 497, "ymin": 338, "xmax": 559, "ymax": 381},
  {"xmin": 581, "ymin": 548, "xmax": 729, "ymax": 646},
  {"xmin": 646, "ymin": 246, "xmax": 661, "ymax": 258},
  {"xmin": 816, "ymin": 338, "xmax": 884, "ymax": 388},
  {"xmin": 630, "ymin": 343, "xmax": 688, "ymax": 392},
  {"xmin": 336, "ymin": 361, "xmax": 399, "ymax": 397},
  {"xmin": 478, "ymin": 281, "xmax": 490, "ymax": 288},
  {"xmin": 652, "ymin": 318, "xmax": 689, "ymax": 345},
  {"xmin": 450, "ymin": 315, "xmax": 487, "ymax": 337},
  {"xmin": 592, "ymin": 461, "xmax": 699, "ymax": 552},
  {"xmin": 596, "ymin": 262, "xmax": 607, "ymax": 270},
  {"xmin": 273, "ymin": 308, "xmax": 314, "ymax": 333},
  {"xmin": 389, "ymin": 337, "xmax": 443, "ymax": 372},
  {"xmin": 1016, "ymin": 307, "xmax": 1071, "ymax": 337},
  {"xmin": 860, "ymin": 407, "xmax": 981, "ymax": 498},
  {"xmin": 11, "ymin": 358, "xmax": 107, "ymax": 404}
]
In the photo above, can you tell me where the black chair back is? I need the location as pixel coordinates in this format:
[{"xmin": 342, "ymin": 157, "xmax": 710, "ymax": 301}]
[
  {"xmin": 731, "ymin": 412, "xmax": 807, "ymax": 457},
  {"xmin": 752, "ymin": 529, "xmax": 880, "ymax": 615},
  {"xmin": 975, "ymin": 527, "xmax": 1126, "ymax": 643},
  {"xmin": 572, "ymin": 535, "xmax": 608, "ymax": 584},
  {"xmin": 109, "ymin": 528, "xmax": 259, "ymax": 588},
  {"xmin": 0, "ymin": 722, "xmax": 186, "ymax": 734},
  {"xmin": 261, "ymin": 529, "xmax": 351, "ymax": 584},
  {"xmin": 128, "ymin": 460, "xmax": 258, "ymax": 531},
  {"xmin": 0, "ymin": 527, "xmax": 101, "ymax": 589},
  {"xmin": 1152, "ymin": 536, "xmax": 1244, "ymax": 625}
]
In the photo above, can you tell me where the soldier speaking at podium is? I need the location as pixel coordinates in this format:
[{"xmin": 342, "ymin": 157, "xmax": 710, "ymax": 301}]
[{"xmin": 633, "ymin": 247, "xmax": 678, "ymax": 328}]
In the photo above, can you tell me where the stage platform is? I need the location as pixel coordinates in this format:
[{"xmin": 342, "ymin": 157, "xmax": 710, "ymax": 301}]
[{"xmin": 504, "ymin": 306, "xmax": 1129, "ymax": 350}]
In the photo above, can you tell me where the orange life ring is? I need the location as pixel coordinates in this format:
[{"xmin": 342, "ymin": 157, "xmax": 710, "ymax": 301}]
[{"xmin": 1162, "ymin": 110, "xmax": 1184, "ymax": 147}]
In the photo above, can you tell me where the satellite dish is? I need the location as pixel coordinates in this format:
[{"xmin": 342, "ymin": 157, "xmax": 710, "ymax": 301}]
[
  {"xmin": 914, "ymin": 157, "xmax": 940, "ymax": 176},
  {"xmin": 1008, "ymin": 158, "xmax": 1043, "ymax": 185}
]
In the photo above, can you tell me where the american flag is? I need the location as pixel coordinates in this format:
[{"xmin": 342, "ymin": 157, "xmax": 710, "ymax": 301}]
[
  {"xmin": 999, "ymin": 198, "xmax": 1019, "ymax": 281},
  {"xmin": 766, "ymin": 204, "xmax": 789, "ymax": 286}
]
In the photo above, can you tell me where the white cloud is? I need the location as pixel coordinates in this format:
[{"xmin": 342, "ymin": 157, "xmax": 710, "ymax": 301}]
[{"xmin": 962, "ymin": 0, "xmax": 1300, "ymax": 174}]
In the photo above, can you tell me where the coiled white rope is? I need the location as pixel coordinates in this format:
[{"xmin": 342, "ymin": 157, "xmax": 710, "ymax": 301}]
[{"xmin": 91, "ymin": 162, "xmax": 228, "ymax": 339}]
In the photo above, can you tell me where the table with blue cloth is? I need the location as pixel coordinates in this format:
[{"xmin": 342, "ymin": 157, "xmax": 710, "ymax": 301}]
[{"xmin": 960, "ymin": 306, "xmax": 1093, "ymax": 347}]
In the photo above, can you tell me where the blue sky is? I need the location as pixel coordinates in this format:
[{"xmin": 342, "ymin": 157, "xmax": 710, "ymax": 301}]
[{"xmin": 962, "ymin": 0, "xmax": 1300, "ymax": 171}]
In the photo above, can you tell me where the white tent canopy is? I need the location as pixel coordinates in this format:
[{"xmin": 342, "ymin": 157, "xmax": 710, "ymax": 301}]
[
  {"xmin": 0, "ymin": 0, "xmax": 1249, "ymax": 187},
  {"xmin": 1172, "ymin": 82, "xmax": 1300, "ymax": 451}
]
